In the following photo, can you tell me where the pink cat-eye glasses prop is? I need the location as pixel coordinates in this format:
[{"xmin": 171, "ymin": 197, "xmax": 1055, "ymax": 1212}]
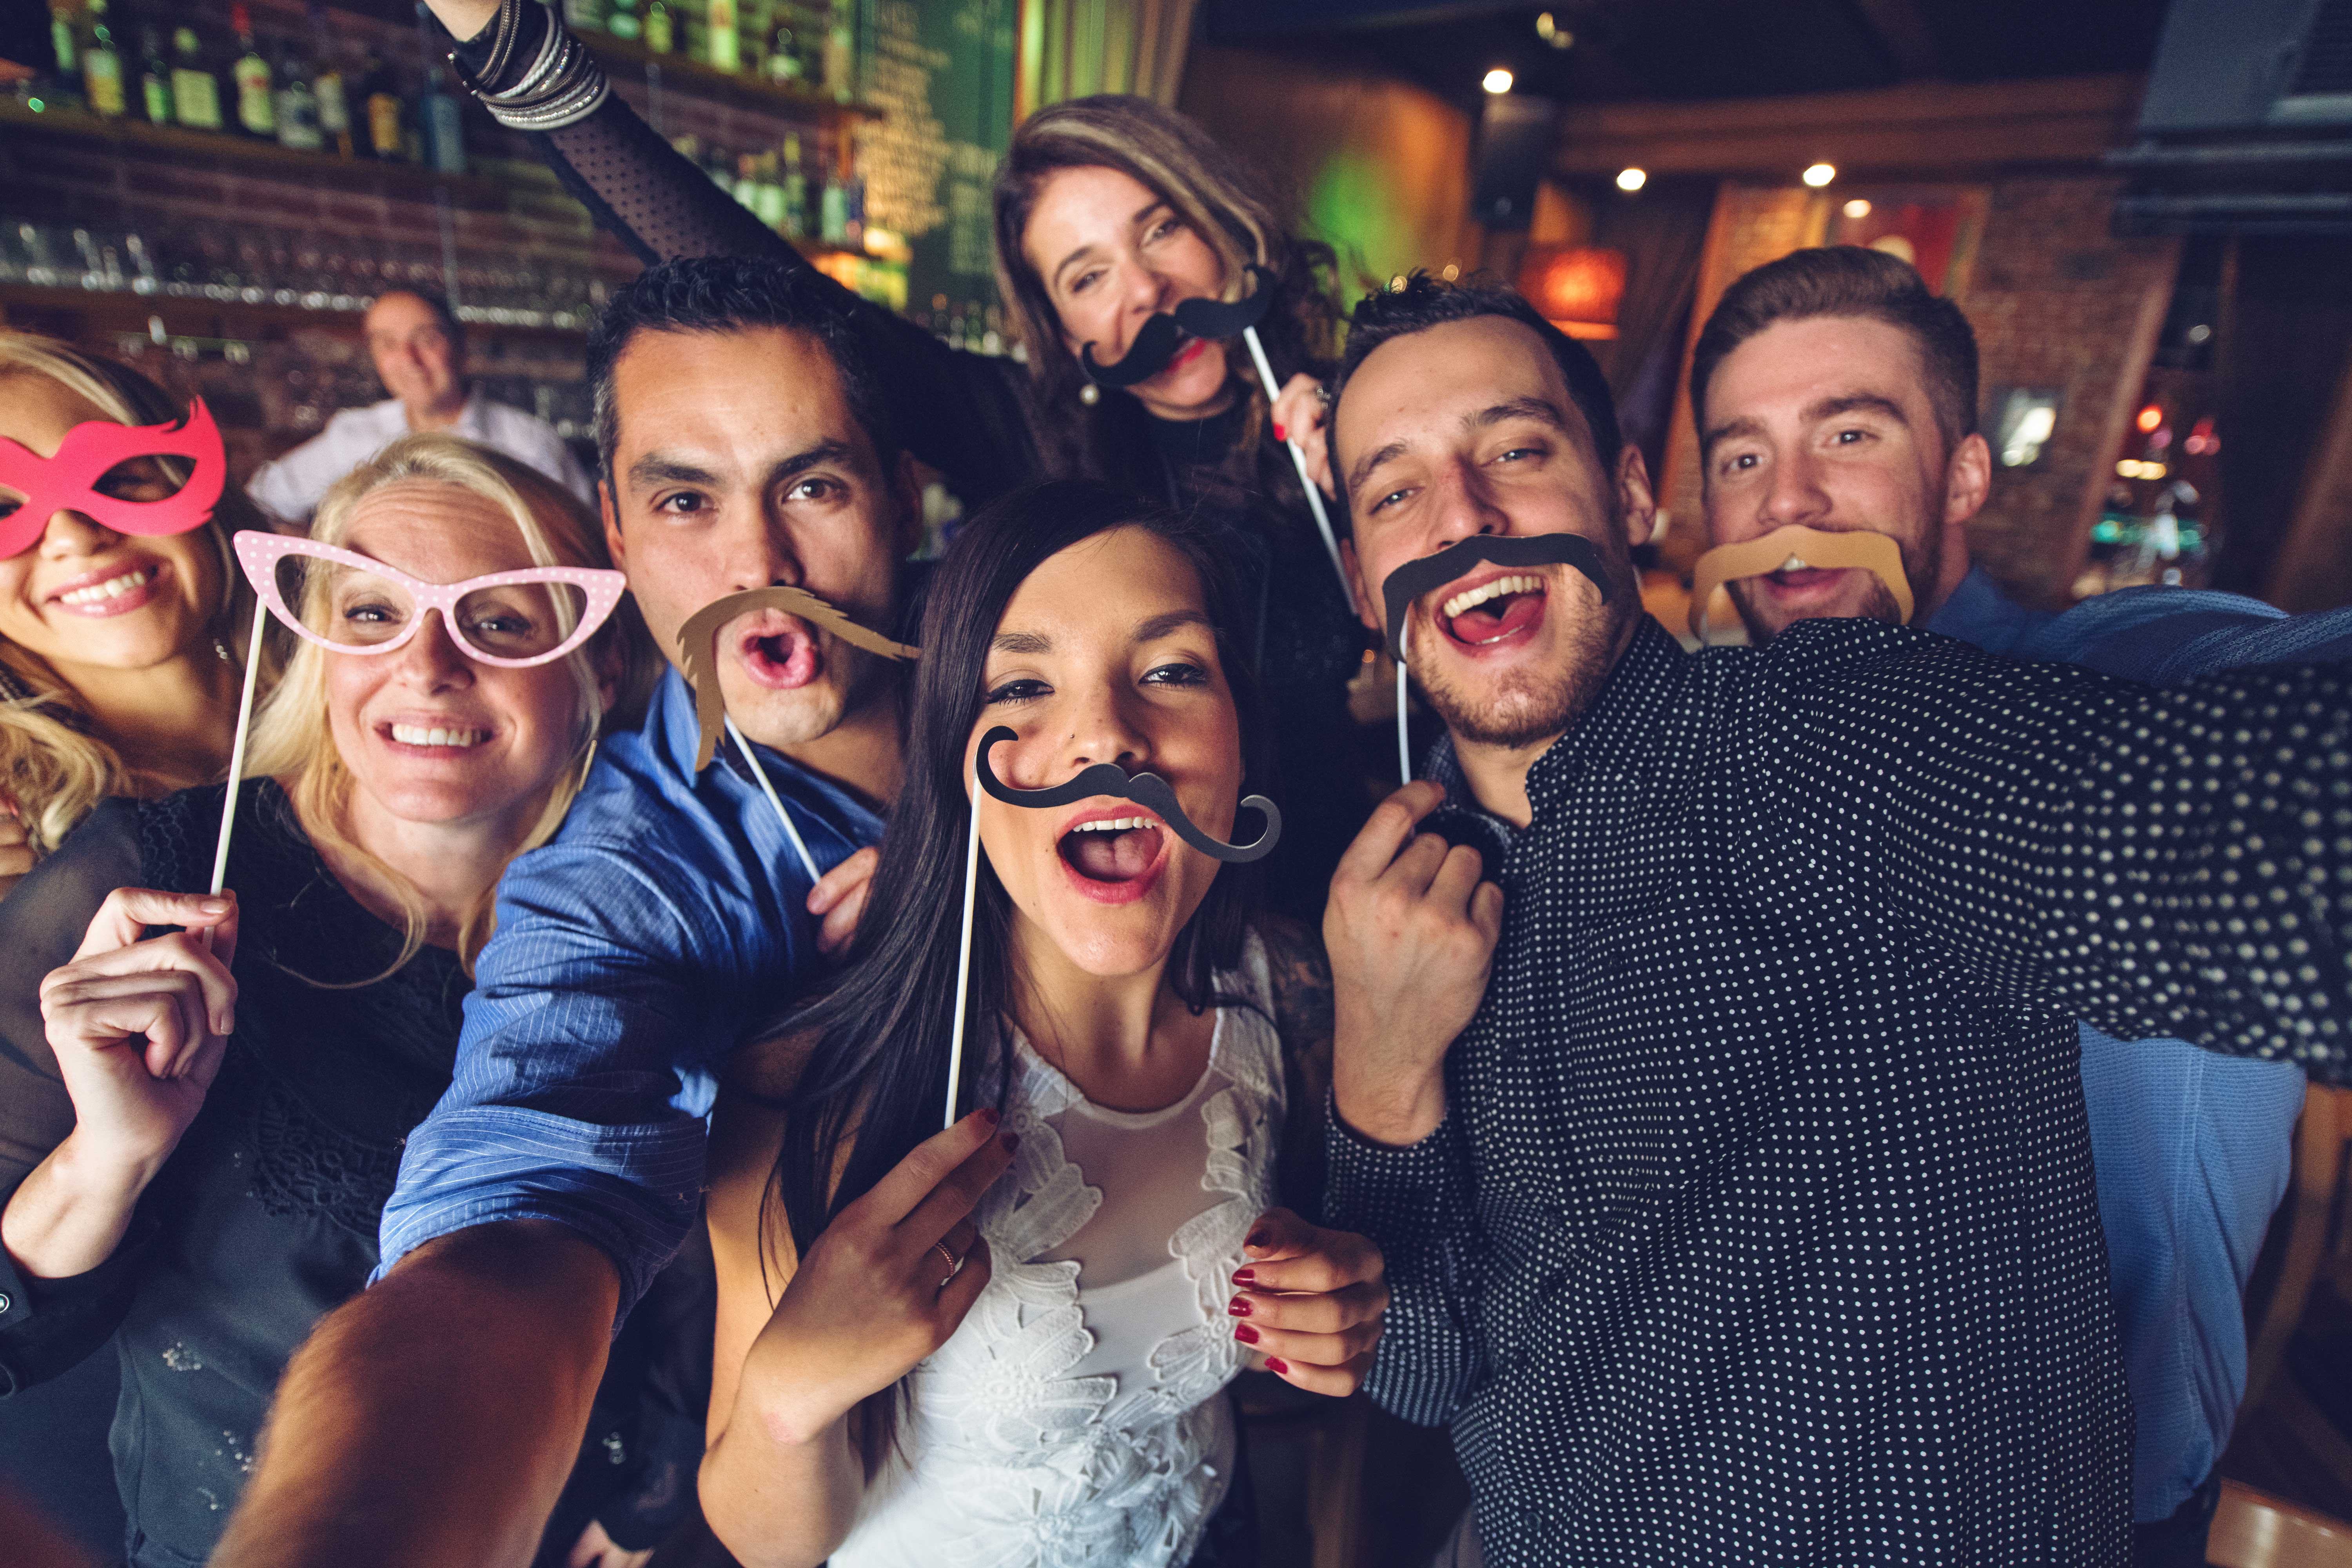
[
  {"xmin": 232, "ymin": 530, "xmax": 628, "ymax": 668},
  {"xmin": 205, "ymin": 530, "xmax": 628, "ymax": 896}
]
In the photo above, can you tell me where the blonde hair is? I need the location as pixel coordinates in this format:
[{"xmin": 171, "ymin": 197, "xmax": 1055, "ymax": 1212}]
[
  {"xmin": 242, "ymin": 432, "xmax": 654, "ymax": 974},
  {"xmin": 0, "ymin": 332, "xmax": 253, "ymax": 856}
]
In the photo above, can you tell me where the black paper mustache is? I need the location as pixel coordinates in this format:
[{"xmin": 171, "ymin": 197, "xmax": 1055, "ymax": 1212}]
[
  {"xmin": 1079, "ymin": 265, "xmax": 1278, "ymax": 388},
  {"xmin": 973, "ymin": 726, "xmax": 1281, "ymax": 864},
  {"xmin": 1379, "ymin": 533, "xmax": 1617, "ymax": 661}
]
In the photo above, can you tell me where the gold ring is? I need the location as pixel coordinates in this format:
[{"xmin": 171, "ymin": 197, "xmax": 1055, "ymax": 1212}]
[{"xmin": 933, "ymin": 1240, "xmax": 966, "ymax": 1289}]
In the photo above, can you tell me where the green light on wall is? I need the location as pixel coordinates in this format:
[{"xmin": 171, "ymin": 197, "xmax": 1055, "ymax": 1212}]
[{"xmin": 1307, "ymin": 150, "xmax": 1407, "ymax": 291}]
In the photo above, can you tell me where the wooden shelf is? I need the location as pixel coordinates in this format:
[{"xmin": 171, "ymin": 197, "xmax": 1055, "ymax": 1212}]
[
  {"xmin": 0, "ymin": 98, "xmax": 514, "ymax": 209},
  {"xmin": 580, "ymin": 33, "xmax": 883, "ymax": 123},
  {"xmin": 0, "ymin": 279, "xmax": 592, "ymax": 341}
]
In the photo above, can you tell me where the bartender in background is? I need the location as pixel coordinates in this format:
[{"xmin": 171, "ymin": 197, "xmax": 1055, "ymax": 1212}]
[{"xmin": 245, "ymin": 289, "xmax": 590, "ymax": 523}]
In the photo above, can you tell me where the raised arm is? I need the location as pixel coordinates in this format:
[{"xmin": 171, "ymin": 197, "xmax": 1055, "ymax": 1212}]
[
  {"xmin": 211, "ymin": 1219, "xmax": 618, "ymax": 1568},
  {"xmin": 1760, "ymin": 623, "xmax": 2352, "ymax": 1080},
  {"xmin": 422, "ymin": 0, "xmax": 1040, "ymax": 510}
]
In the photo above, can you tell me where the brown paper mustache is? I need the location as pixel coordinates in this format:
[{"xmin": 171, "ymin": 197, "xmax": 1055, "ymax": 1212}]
[
  {"xmin": 1686, "ymin": 526, "xmax": 1914, "ymax": 642},
  {"xmin": 678, "ymin": 586, "xmax": 919, "ymax": 770}
]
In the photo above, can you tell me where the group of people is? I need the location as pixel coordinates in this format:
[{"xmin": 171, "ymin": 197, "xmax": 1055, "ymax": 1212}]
[{"xmin": 0, "ymin": 1, "xmax": 2348, "ymax": 1565}]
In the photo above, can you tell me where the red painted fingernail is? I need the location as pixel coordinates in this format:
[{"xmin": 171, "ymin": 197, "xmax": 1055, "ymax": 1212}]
[
  {"xmin": 1273, "ymin": 423, "xmax": 1287, "ymax": 441},
  {"xmin": 1233, "ymin": 1323, "xmax": 1259, "ymax": 1344},
  {"xmin": 1232, "ymin": 1267, "xmax": 1257, "ymax": 1287},
  {"xmin": 1265, "ymin": 1357, "xmax": 1290, "ymax": 1375},
  {"xmin": 1227, "ymin": 1296, "xmax": 1251, "ymax": 1318},
  {"xmin": 1245, "ymin": 1229, "xmax": 1270, "ymax": 1249},
  {"xmin": 976, "ymin": 1107, "xmax": 1000, "ymax": 1127}
]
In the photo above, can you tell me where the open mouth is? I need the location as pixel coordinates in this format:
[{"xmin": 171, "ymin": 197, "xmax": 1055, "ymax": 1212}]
[
  {"xmin": 1758, "ymin": 555, "xmax": 1850, "ymax": 596},
  {"xmin": 51, "ymin": 561, "xmax": 164, "ymax": 616},
  {"xmin": 735, "ymin": 618, "xmax": 820, "ymax": 691},
  {"xmin": 1437, "ymin": 572, "xmax": 1547, "ymax": 650},
  {"xmin": 1057, "ymin": 811, "xmax": 1171, "ymax": 903},
  {"xmin": 381, "ymin": 722, "xmax": 492, "ymax": 752}
]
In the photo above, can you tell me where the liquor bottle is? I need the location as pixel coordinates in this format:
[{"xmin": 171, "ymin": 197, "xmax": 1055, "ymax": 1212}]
[
  {"xmin": 563, "ymin": 0, "xmax": 606, "ymax": 32},
  {"xmin": 707, "ymin": 0, "xmax": 739, "ymax": 71},
  {"xmin": 819, "ymin": 164, "xmax": 846, "ymax": 245},
  {"xmin": 359, "ymin": 49, "xmax": 404, "ymax": 160},
  {"xmin": 138, "ymin": 26, "xmax": 172, "ymax": 123},
  {"xmin": 274, "ymin": 38, "xmax": 322, "ymax": 148},
  {"xmin": 823, "ymin": 0, "xmax": 851, "ymax": 100},
  {"xmin": 753, "ymin": 148, "xmax": 786, "ymax": 228},
  {"xmin": 80, "ymin": 0, "xmax": 125, "ymax": 118},
  {"xmin": 49, "ymin": 4, "xmax": 77, "ymax": 85},
  {"xmin": 607, "ymin": 0, "xmax": 642, "ymax": 41},
  {"xmin": 311, "ymin": 5, "xmax": 351, "ymax": 156},
  {"xmin": 170, "ymin": 26, "xmax": 223, "ymax": 131},
  {"xmin": 644, "ymin": 0, "xmax": 673, "ymax": 52},
  {"xmin": 417, "ymin": 65, "xmax": 464, "ymax": 173},
  {"xmin": 780, "ymin": 132, "xmax": 808, "ymax": 238},
  {"xmin": 229, "ymin": 4, "xmax": 275, "ymax": 137},
  {"xmin": 765, "ymin": 11, "xmax": 802, "ymax": 83},
  {"xmin": 731, "ymin": 151, "xmax": 759, "ymax": 213}
]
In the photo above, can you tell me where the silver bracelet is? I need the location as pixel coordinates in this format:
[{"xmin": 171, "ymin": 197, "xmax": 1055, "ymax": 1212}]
[{"xmin": 453, "ymin": 0, "xmax": 610, "ymax": 131}]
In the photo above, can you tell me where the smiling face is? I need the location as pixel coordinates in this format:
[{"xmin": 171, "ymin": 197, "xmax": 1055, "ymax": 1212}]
[
  {"xmin": 1699, "ymin": 314, "xmax": 1986, "ymax": 642},
  {"xmin": 321, "ymin": 480, "xmax": 594, "ymax": 836},
  {"xmin": 1022, "ymin": 164, "xmax": 1235, "ymax": 422},
  {"xmin": 603, "ymin": 325, "xmax": 915, "ymax": 752},
  {"xmin": 969, "ymin": 527, "xmax": 1242, "ymax": 981},
  {"xmin": 365, "ymin": 292, "xmax": 463, "ymax": 417},
  {"xmin": 0, "ymin": 372, "xmax": 225, "ymax": 683},
  {"xmin": 1335, "ymin": 315, "xmax": 1650, "ymax": 753}
]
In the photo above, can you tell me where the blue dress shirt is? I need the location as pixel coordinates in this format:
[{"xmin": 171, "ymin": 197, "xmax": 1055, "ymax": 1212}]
[
  {"xmin": 1928, "ymin": 566, "xmax": 2352, "ymax": 1521},
  {"xmin": 376, "ymin": 667, "xmax": 884, "ymax": 1315}
]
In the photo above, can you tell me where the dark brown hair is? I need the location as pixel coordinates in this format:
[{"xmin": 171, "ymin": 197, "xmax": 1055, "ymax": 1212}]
[{"xmin": 1690, "ymin": 245, "xmax": 1979, "ymax": 456}]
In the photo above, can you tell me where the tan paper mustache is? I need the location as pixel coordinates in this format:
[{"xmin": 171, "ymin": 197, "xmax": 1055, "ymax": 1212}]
[
  {"xmin": 1685, "ymin": 525, "xmax": 1914, "ymax": 643},
  {"xmin": 678, "ymin": 586, "xmax": 919, "ymax": 771}
]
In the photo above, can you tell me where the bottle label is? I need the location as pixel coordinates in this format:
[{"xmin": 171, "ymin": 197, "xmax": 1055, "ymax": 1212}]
[
  {"xmin": 235, "ymin": 59, "xmax": 274, "ymax": 133},
  {"xmin": 142, "ymin": 74, "xmax": 170, "ymax": 122},
  {"xmin": 646, "ymin": 7, "xmax": 671, "ymax": 51},
  {"xmin": 172, "ymin": 67, "xmax": 221, "ymax": 128},
  {"xmin": 84, "ymin": 52, "xmax": 125, "ymax": 116},
  {"xmin": 276, "ymin": 88, "xmax": 321, "ymax": 148},
  {"xmin": 316, "ymin": 73, "xmax": 348, "ymax": 134},
  {"xmin": 708, "ymin": 0, "xmax": 738, "ymax": 70},
  {"xmin": 367, "ymin": 91, "xmax": 400, "ymax": 155}
]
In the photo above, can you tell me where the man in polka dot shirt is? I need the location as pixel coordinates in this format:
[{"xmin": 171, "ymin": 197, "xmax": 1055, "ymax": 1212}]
[
  {"xmin": 1692, "ymin": 244, "xmax": 2352, "ymax": 1567},
  {"xmin": 1318, "ymin": 271, "xmax": 2352, "ymax": 1566}
]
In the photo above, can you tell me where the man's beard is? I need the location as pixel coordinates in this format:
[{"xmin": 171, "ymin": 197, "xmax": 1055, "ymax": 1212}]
[
  {"xmin": 1730, "ymin": 523, "xmax": 1940, "ymax": 645},
  {"xmin": 1410, "ymin": 580, "xmax": 1632, "ymax": 751}
]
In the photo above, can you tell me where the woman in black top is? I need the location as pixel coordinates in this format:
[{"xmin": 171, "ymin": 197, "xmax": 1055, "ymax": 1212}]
[
  {"xmin": 0, "ymin": 435, "xmax": 677, "ymax": 1568},
  {"xmin": 423, "ymin": 0, "xmax": 1373, "ymax": 915}
]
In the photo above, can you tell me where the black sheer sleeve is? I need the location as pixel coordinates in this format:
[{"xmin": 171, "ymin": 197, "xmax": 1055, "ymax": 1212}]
[
  {"xmin": 0, "ymin": 799, "xmax": 140, "ymax": 1191},
  {"xmin": 452, "ymin": 10, "xmax": 1042, "ymax": 509}
]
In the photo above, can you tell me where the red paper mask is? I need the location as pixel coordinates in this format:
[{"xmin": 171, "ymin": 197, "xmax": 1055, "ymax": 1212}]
[{"xmin": 0, "ymin": 398, "xmax": 227, "ymax": 558}]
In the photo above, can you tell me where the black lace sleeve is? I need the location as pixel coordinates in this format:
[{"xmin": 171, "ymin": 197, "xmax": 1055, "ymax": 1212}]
[
  {"xmin": 452, "ymin": 9, "xmax": 1042, "ymax": 510},
  {"xmin": 0, "ymin": 798, "xmax": 141, "ymax": 1191}
]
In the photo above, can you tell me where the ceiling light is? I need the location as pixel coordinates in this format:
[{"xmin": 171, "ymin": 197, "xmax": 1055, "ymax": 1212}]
[
  {"xmin": 1483, "ymin": 68, "xmax": 1514, "ymax": 94},
  {"xmin": 1536, "ymin": 11, "xmax": 1573, "ymax": 47},
  {"xmin": 1802, "ymin": 163, "xmax": 1837, "ymax": 187},
  {"xmin": 1616, "ymin": 167, "xmax": 1647, "ymax": 192},
  {"xmin": 1842, "ymin": 198, "xmax": 1871, "ymax": 218}
]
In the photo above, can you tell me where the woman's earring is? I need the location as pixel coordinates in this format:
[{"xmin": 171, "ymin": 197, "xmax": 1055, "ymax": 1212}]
[
  {"xmin": 1079, "ymin": 382, "xmax": 1100, "ymax": 407},
  {"xmin": 212, "ymin": 635, "xmax": 234, "ymax": 664}
]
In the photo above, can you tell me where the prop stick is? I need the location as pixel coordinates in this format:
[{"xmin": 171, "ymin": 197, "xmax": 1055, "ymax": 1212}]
[
  {"xmin": 1396, "ymin": 631, "xmax": 1412, "ymax": 785},
  {"xmin": 943, "ymin": 753, "xmax": 983, "ymax": 1130},
  {"xmin": 1238, "ymin": 326, "xmax": 1349, "ymax": 597},
  {"xmin": 724, "ymin": 716, "xmax": 823, "ymax": 886},
  {"xmin": 208, "ymin": 595, "xmax": 272, "ymax": 895}
]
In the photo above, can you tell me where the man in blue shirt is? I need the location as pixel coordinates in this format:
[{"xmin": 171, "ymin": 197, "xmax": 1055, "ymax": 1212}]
[
  {"xmin": 1690, "ymin": 243, "xmax": 2352, "ymax": 1564},
  {"xmin": 213, "ymin": 255, "xmax": 922, "ymax": 1564}
]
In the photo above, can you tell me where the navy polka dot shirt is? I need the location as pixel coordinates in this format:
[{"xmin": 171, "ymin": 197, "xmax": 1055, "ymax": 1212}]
[{"xmin": 1326, "ymin": 615, "xmax": 2352, "ymax": 1566}]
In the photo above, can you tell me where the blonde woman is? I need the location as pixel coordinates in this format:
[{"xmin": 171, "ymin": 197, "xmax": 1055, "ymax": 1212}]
[
  {"xmin": 417, "ymin": 0, "xmax": 1367, "ymax": 922},
  {"xmin": 0, "ymin": 332, "xmax": 262, "ymax": 902},
  {"xmin": 0, "ymin": 436, "xmax": 669, "ymax": 1568}
]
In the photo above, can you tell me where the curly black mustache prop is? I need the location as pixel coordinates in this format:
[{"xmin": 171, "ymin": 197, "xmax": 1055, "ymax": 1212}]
[
  {"xmin": 1379, "ymin": 533, "xmax": 1617, "ymax": 661},
  {"xmin": 973, "ymin": 726, "xmax": 1281, "ymax": 864},
  {"xmin": 1079, "ymin": 265, "xmax": 1278, "ymax": 389}
]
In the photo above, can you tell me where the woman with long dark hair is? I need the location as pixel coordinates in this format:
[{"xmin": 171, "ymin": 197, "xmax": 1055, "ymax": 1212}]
[
  {"xmin": 698, "ymin": 482, "xmax": 1386, "ymax": 1567},
  {"xmin": 416, "ymin": 0, "xmax": 1372, "ymax": 918}
]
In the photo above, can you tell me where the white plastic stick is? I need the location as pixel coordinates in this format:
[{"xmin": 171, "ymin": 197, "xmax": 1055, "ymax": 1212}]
[
  {"xmin": 1240, "ymin": 324, "xmax": 1350, "ymax": 598},
  {"xmin": 1396, "ymin": 652, "xmax": 1411, "ymax": 786},
  {"xmin": 209, "ymin": 595, "xmax": 271, "ymax": 895},
  {"xmin": 943, "ymin": 758, "xmax": 983, "ymax": 1130},
  {"xmin": 725, "ymin": 715, "xmax": 822, "ymax": 886}
]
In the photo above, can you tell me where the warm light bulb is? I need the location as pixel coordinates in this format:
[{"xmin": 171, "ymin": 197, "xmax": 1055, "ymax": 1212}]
[
  {"xmin": 1802, "ymin": 163, "xmax": 1837, "ymax": 188},
  {"xmin": 1483, "ymin": 68, "xmax": 1514, "ymax": 94},
  {"xmin": 1616, "ymin": 167, "xmax": 1648, "ymax": 192},
  {"xmin": 1842, "ymin": 198, "xmax": 1871, "ymax": 218},
  {"xmin": 2136, "ymin": 404, "xmax": 2163, "ymax": 433}
]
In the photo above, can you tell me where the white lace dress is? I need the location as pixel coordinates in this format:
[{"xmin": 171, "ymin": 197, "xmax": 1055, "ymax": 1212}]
[{"xmin": 832, "ymin": 932, "xmax": 1285, "ymax": 1568}]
